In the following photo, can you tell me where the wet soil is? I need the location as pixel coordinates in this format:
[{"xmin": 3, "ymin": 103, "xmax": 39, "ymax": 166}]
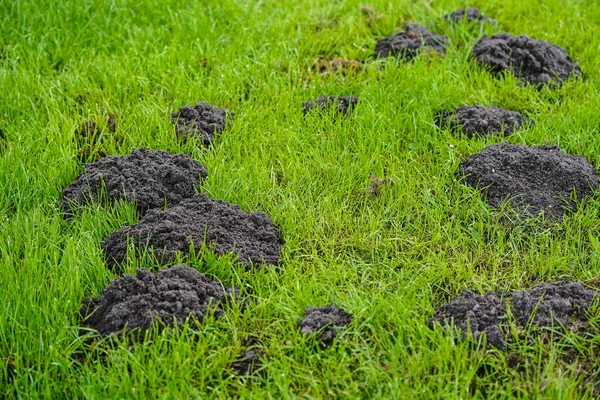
[
  {"xmin": 296, "ymin": 304, "xmax": 353, "ymax": 347},
  {"xmin": 171, "ymin": 102, "xmax": 231, "ymax": 145},
  {"xmin": 374, "ymin": 23, "xmax": 447, "ymax": 60},
  {"xmin": 435, "ymin": 105, "xmax": 526, "ymax": 138}
]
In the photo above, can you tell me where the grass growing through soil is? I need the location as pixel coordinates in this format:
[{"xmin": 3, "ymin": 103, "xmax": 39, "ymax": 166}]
[{"xmin": 2, "ymin": 0, "xmax": 600, "ymax": 397}]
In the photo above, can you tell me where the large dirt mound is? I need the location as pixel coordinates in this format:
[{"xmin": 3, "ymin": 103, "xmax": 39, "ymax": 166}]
[
  {"xmin": 61, "ymin": 148, "xmax": 208, "ymax": 216},
  {"xmin": 445, "ymin": 8, "xmax": 493, "ymax": 23},
  {"xmin": 374, "ymin": 23, "xmax": 447, "ymax": 60},
  {"xmin": 171, "ymin": 102, "xmax": 231, "ymax": 145},
  {"xmin": 471, "ymin": 34, "xmax": 582, "ymax": 86},
  {"xmin": 435, "ymin": 105, "xmax": 526, "ymax": 138},
  {"xmin": 80, "ymin": 264, "xmax": 237, "ymax": 337},
  {"xmin": 102, "ymin": 193, "xmax": 282, "ymax": 272},
  {"xmin": 429, "ymin": 281, "xmax": 596, "ymax": 349},
  {"xmin": 302, "ymin": 96, "xmax": 359, "ymax": 116},
  {"xmin": 459, "ymin": 142, "xmax": 598, "ymax": 219},
  {"xmin": 296, "ymin": 304, "xmax": 353, "ymax": 347}
]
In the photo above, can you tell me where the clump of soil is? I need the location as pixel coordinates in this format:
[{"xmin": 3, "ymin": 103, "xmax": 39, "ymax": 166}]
[
  {"xmin": 459, "ymin": 142, "xmax": 599, "ymax": 219},
  {"xmin": 374, "ymin": 23, "xmax": 447, "ymax": 60},
  {"xmin": 302, "ymin": 96, "xmax": 358, "ymax": 116},
  {"xmin": 435, "ymin": 105, "xmax": 526, "ymax": 138},
  {"xmin": 368, "ymin": 173, "xmax": 394, "ymax": 197},
  {"xmin": 445, "ymin": 8, "xmax": 494, "ymax": 23},
  {"xmin": 80, "ymin": 264, "xmax": 237, "ymax": 337},
  {"xmin": 312, "ymin": 57, "xmax": 363, "ymax": 75},
  {"xmin": 429, "ymin": 281, "xmax": 597, "ymax": 349},
  {"xmin": 101, "ymin": 193, "xmax": 283, "ymax": 272},
  {"xmin": 171, "ymin": 102, "xmax": 231, "ymax": 145},
  {"xmin": 296, "ymin": 304, "xmax": 353, "ymax": 347},
  {"xmin": 471, "ymin": 34, "xmax": 582, "ymax": 86},
  {"xmin": 62, "ymin": 148, "xmax": 208, "ymax": 216}
]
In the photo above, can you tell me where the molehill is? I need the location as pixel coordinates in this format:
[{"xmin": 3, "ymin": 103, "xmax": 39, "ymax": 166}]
[
  {"xmin": 374, "ymin": 23, "xmax": 447, "ymax": 60},
  {"xmin": 435, "ymin": 105, "xmax": 526, "ymax": 138},
  {"xmin": 61, "ymin": 148, "xmax": 208, "ymax": 216},
  {"xmin": 471, "ymin": 34, "xmax": 582, "ymax": 86},
  {"xmin": 429, "ymin": 281, "xmax": 597, "ymax": 349},
  {"xmin": 459, "ymin": 142, "xmax": 599, "ymax": 219},
  {"xmin": 101, "ymin": 193, "xmax": 283, "ymax": 272},
  {"xmin": 171, "ymin": 102, "xmax": 231, "ymax": 145},
  {"xmin": 296, "ymin": 304, "xmax": 353, "ymax": 347},
  {"xmin": 302, "ymin": 96, "xmax": 359, "ymax": 116}
]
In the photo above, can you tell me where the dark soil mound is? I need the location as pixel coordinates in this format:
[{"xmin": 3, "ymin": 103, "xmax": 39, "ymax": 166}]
[
  {"xmin": 61, "ymin": 148, "xmax": 207, "ymax": 216},
  {"xmin": 80, "ymin": 264, "xmax": 237, "ymax": 337},
  {"xmin": 429, "ymin": 281, "xmax": 596, "ymax": 349},
  {"xmin": 296, "ymin": 304, "xmax": 353, "ymax": 347},
  {"xmin": 459, "ymin": 142, "xmax": 598, "ymax": 219},
  {"xmin": 471, "ymin": 34, "xmax": 582, "ymax": 86},
  {"xmin": 101, "ymin": 193, "xmax": 282, "ymax": 272},
  {"xmin": 445, "ymin": 8, "xmax": 493, "ymax": 23},
  {"xmin": 374, "ymin": 23, "xmax": 447, "ymax": 60},
  {"xmin": 171, "ymin": 102, "xmax": 231, "ymax": 145},
  {"xmin": 302, "ymin": 96, "xmax": 358, "ymax": 116},
  {"xmin": 435, "ymin": 105, "xmax": 526, "ymax": 138}
]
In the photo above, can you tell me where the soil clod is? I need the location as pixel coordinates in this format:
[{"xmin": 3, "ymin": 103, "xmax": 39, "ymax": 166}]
[
  {"xmin": 471, "ymin": 34, "xmax": 582, "ymax": 86},
  {"xmin": 435, "ymin": 105, "xmax": 526, "ymax": 138},
  {"xmin": 62, "ymin": 148, "xmax": 207, "ymax": 216},
  {"xmin": 296, "ymin": 304, "xmax": 353, "ymax": 347},
  {"xmin": 80, "ymin": 264, "xmax": 237, "ymax": 338},
  {"xmin": 101, "ymin": 193, "xmax": 283, "ymax": 272},
  {"xmin": 171, "ymin": 102, "xmax": 231, "ymax": 145},
  {"xmin": 374, "ymin": 23, "xmax": 447, "ymax": 60},
  {"xmin": 302, "ymin": 96, "xmax": 358, "ymax": 116},
  {"xmin": 459, "ymin": 142, "xmax": 598, "ymax": 219},
  {"xmin": 429, "ymin": 281, "xmax": 597, "ymax": 349},
  {"xmin": 445, "ymin": 8, "xmax": 494, "ymax": 24}
]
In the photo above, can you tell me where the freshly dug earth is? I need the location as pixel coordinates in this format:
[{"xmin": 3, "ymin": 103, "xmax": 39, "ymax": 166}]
[
  {"xmin": 435, "ymin": 105, "xmax": 526, "ymax": 138},
  {"xmin": 302, "ymin": 96, "xmax": 359, "ymax": 116},
  {"xmin": 459, "ymin": 142, "xmax": 599, "ymax": 219},
  {"xmin": 296, "ymin": 304, "xmax": 353, "ymax": 347},
  {"xmin": 171, "ymin": 102, "xmax": 231, "ymax": 145},
  {"xmin": 374, "ymin": 23, "xmax": 447, "ymax": 60},
  {"xmin": 445, "ymin": 8, "xmax": 493, "ymax": 23},
  {"xmin": 471, "ymin": 34, "xmax": 582, "ymax": 86},
  {"xmin": 429, "ymin": 281, "xmax": 597, "ymax": 349},
  {"xmin": 80, "ymin": 264, "xmax": 237, "ymax": 337},
  {"xmin": 102, "ymin": 193, "xmax": 282, "ymax": 272},
  {"xmin": 61, "ymin": 148, "xmax": 207, "ymax": 216}
]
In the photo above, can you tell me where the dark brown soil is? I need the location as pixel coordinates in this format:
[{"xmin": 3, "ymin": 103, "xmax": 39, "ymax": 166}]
[
  {"xmin": 435, "ymin": 105, "xmax": 526, "ymax": 138},
  {"xmin": 302, "ymin": 96, "xmax": 358, "ymax": 115},
  {"xmin": 374, "ymin": 23, "xmax": 447, "ymax": 60},
  {"xmin": 101, "ymin": 193, "xmax": 283, "ymax": 273},
  {"xmin": 445, "ymin": 8, "xmax": 494, "ymax": 23},
  {"xmin": 171, "ymin": 102, "xmax": 231, "ymax": 145},
  {"xmin": 296, "ymin": 304, "xmax": 353, "ymax": 347}
]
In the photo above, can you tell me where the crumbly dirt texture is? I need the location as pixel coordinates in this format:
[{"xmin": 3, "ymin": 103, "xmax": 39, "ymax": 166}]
[
  {"xmin": 61, "ymin": 148, "xmax": 208, "ymax": 216},
  {"xmin": 459, "ymin": 142, "xmax": 599, "ymax": 219},
  {"xmin": 80, "ymin": 264, "xmax": 237, "ymax": 337},
  {"xmin": 296, "ymin": 304, "xmax": 353, "ymax": 347},
  {"xmin": 374, "ymin": 23, "xmax": 447, "ymax": 60},
  {"xmin": 435, "ymin": 105, "xmax": 526, "ymax": 138},
  {"xmin": 429, "ymin": 281, "xmax": 596, "ymax": 349},
  {"xmin": 471, "ymin": 34, "xmax": 582, "ymax": 86},
  {"xmin": 101, "ymin": 193, "xmax": 282, "ymax": 272},
  {"xmin": 171, "ymin": 102, "xmax": 231, "ymax": 145},
  {"xmin": 445, "ymin": 8, "xmax": 493, "ymax": 23},
  {"xmin": 302, "ymin": 96, "xmax": 359, "ymax": 116}
]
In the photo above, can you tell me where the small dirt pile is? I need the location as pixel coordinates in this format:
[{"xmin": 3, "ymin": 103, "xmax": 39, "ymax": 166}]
[
  {"xmin": 459, "ymin": 142, "xmax": 598, "ymax": 219},
  {"xmin": 471, "ymin": 34, "xmax": 582, "ymax": 86},
  {"xmin": 429, "ymin": 281, "xmax": 597, "ymax": 349},
  {"xmin": 101, "ymin": 193, "xmax": 282, "ymax": 272},
  {"xmin": 374, "ymin": 23, "xmax": 447, "ymax": 60},
  {"xmin": 80, "ymin": 264, "xmax": 237, "ymax": 337},
  {"xmin": 445, "ymin": 8, "xmax": 494, "ymax": 23},
  {"xmin": 61, "ymin": 148, "xmax": 207, "ymax": 216},
  {"xmin": 296, "ymin": 304, "xmax": 353, "ymax": 347},
  {"xmin": 171, "ymin": 102, "xmax": 231, "ymax": 145},
  {"xmin": 435, "ymin": 105, "xmax": 526, "ymax": 138},
  {"xmin": 302, "ymin": 96, "xmax": 358, "ymax": 116}
]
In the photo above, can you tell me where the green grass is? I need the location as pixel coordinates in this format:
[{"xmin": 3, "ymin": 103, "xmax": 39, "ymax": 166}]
[{"xmin": 2, "ymin": 0, "xmax": 600, "ymax": 397}]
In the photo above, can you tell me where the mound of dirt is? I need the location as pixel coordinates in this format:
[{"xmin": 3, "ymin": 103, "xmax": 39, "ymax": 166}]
[
  {"xmin": 471, "ymin": 34, "xmax": 582, "ymax": 86},
  {"xmin": 429, "ymin": 281, "xmax": 597, "ymax": 349},
  {"xmin": 80, "ymin": 264, "xmax": 237, "ymax": 337},
  {"xmin": 374, "ymin": 23, "xmax": 447, "ymax": 60},
  {"xmin": 302, "ymin": 96, "xmax": 358, "ymax": 116},
  {"xmin": 459, "ymin": 142, "xmax": 598, "ymax": 219},
  {"xmin": 445, "ymin": 8, "xmax": 493, "ymax": 23},
  {"xmin": 296, "ymin": 304, "xmax": 353, "ymax": 347},
  {"xmin": 101, "ymin": 193, "xmax": 282, "ymax": 272},
  {"xmin": 61, "ymin": 148, "xmax": 207, "ymax": 216},
  {"xmin": 435, "ymin": 105, "xmax": 526, "ymax": 138},
  {"xmin": 171, "ymin": 102, "xmax": 231, "ymax": 145}
]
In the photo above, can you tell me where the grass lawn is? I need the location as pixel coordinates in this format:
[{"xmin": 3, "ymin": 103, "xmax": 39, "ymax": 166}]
[{"xmin": 2, "ymin": 0, "xmax": 600, "ymax": 397}]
